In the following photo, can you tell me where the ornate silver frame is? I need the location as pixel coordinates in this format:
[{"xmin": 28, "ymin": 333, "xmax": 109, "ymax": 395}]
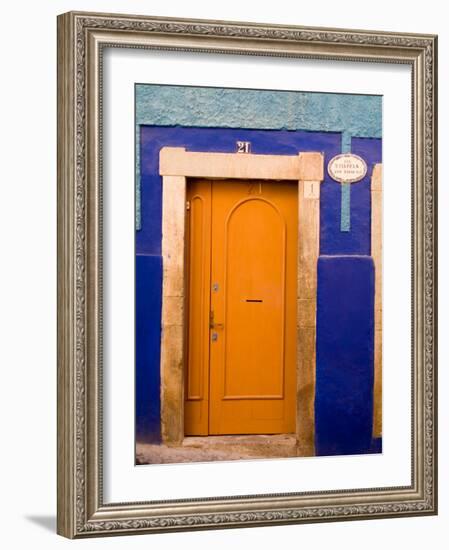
[{"xmin": 57, "ymin": 11, "xmax": 438, "ymax": 538}]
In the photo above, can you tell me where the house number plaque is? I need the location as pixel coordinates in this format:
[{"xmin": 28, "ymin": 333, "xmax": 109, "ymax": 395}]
[{"xmin": 236, "ymin": 140, "xmax": 251, "ymax": 153}]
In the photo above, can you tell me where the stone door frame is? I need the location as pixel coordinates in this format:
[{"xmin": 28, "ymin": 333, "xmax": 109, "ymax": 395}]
[{"xmin": 159, "ymin": 147, "xmax": 324, "ymax": 453}]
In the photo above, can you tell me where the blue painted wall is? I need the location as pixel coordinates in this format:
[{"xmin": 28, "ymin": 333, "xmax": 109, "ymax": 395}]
[
  {"xmin": 136, "ymin": 124, "xmax": 382, "ymax": 455},
  {"xmin": 315, "ymin": 256, "xmax": 375, "ymax": 456},
  {"xmin": 136, "ymin": 254, "xmax": 162, "ymax": 443}
]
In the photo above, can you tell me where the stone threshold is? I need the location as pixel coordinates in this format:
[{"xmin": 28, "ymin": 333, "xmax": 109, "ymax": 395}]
[{"xmin": 136, "ymin": 434, "xmax": 303, "ymax": 465}]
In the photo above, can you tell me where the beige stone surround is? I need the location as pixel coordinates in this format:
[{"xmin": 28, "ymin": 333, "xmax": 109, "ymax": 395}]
[
  {"xmin": 371, "ymin": 163, "xmax": 383, "ymax": 438},
  {"xmin": 159, "ymin": 147, "xmax": 324, "ymax": 452}
]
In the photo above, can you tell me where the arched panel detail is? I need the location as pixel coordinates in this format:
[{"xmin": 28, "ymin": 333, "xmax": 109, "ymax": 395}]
[{"xmin": 222, "ymin": 198, "xmax": 287, "ymax": 399}]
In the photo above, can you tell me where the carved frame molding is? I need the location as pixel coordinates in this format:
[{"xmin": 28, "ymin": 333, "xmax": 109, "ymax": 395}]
[{"xmin": 57, "ymin": 11, "xmax": 437, "ymax": 538}]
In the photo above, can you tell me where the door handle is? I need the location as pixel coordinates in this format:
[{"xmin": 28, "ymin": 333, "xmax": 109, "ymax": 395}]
[{"xmin": 209, "ymin": 310, "xmax": 224, "ymax": 330}]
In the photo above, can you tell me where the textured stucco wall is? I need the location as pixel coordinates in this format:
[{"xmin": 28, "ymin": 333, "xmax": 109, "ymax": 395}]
[{"xmin": 136, "ymin": 85, "xmax": 382, "ymax": 134}]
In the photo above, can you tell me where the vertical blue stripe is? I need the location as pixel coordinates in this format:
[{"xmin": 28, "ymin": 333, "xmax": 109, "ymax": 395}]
[
  {"xmin": 136, "ymin": 125, "xmax": 142, "ymax": 230},
  {"xmin": 341, "ymin": 131, "xmax": 352, "ymax": 153},
  {"xmin": 340, "ymin": 131, "xmax": 352, "ymax": 232},
  {"xmin": 340, "ymin": 183, "xmax": 351, "ymax": 232}
]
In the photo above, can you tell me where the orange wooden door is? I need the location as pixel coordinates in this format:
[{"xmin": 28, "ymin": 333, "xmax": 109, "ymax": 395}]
[
  {"xmin": 185, "ymin": 178, "xmax": 297, "ymax": 436},
  {"xmin": 184, "ymin": 179, "xmax": 212, "ymax": 435}
]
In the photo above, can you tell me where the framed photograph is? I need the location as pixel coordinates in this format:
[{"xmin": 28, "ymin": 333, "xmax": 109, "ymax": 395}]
[{"xmin": 57, "ymin": 11, "xmax": 438, "ymax": 538}]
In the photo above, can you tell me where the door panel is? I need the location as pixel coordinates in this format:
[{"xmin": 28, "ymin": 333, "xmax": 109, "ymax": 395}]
[
  {"xmin": 209, "ymin": 180, "xmax": 297, "ymax": 434},
  {"xmin": 221, "ymin": 198, "xmax": 286, "ymax": 399},
  {"xmin": 185, "ymin": 178, "xmax": 297, "ymax": 436},
  {"xmin": 184, "ymin": 180, "xmax": 211, "ymax": 436}
]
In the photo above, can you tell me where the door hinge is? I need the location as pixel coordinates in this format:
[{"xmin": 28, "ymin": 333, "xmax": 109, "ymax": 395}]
[{"xmin": 186, "ymin": 201, "xmax": 191, "ymax": 211}]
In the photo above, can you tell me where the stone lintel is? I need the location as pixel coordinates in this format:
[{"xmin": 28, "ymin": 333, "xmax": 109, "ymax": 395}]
[{"xmin": 160, "ymin": 147, "xmax": 324, "ymax": 183}]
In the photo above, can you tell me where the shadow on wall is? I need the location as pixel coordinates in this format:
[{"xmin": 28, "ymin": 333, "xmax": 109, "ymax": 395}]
[{"xmin": 24, "ymin": 515, "xmax": 56, "ymax": 533}]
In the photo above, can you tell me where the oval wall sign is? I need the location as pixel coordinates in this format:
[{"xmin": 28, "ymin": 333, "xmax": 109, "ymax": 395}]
[{"xmin": 328, "ymin": 153, "xmax": 367, "ymax": 184}]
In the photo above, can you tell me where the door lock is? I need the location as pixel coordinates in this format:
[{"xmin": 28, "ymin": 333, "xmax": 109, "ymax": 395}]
[{"xmin": 209, "ymin": 310, "xmax": 224, "ymax": 330}]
